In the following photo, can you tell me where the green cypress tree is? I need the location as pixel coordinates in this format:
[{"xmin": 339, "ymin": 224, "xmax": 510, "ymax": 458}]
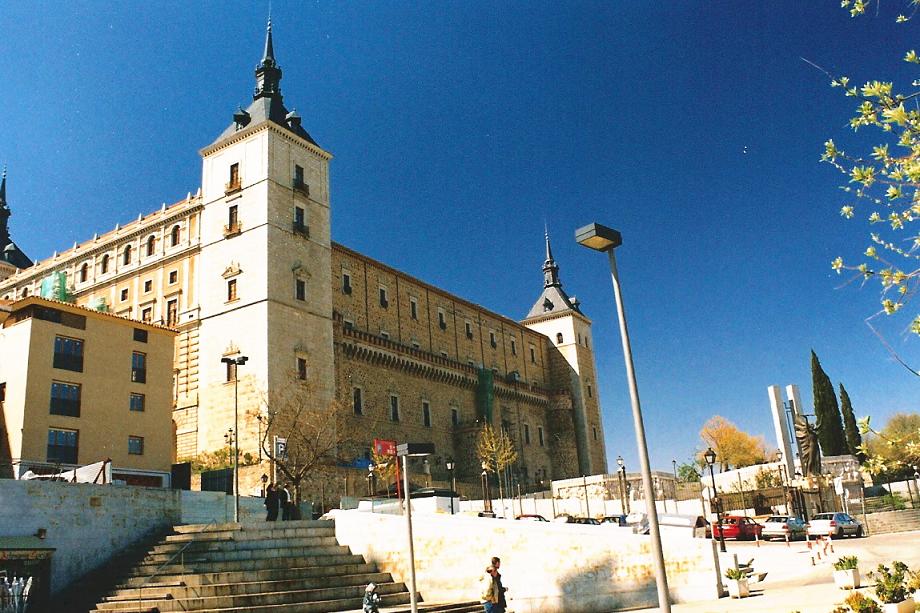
[
  {"xmin": 810, "ymin": 350, "xmax": 847, "ymax": 456},
  {"xmin": 838, "ymin": 383, "xmax": 864, "ymax": 462}
]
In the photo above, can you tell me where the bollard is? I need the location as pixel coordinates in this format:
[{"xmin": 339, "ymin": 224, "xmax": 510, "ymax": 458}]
[
  {"xmin": 785, "ymin": 534, "xmax": 790, "ymax": 548},
  {"xmin": 811, "ymin": 556, "xmax": 816, "ymax": 566}
]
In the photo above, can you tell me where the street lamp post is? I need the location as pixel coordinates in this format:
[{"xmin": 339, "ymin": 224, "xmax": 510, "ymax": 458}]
[
  {"xmin": 481, "ymin": 462, "xmax": 493, "ymax": 515},
  {"xmin": 704, "ymin": 447, "xmax": 726, "ymax": 553},
  {"xmin": 446, "ymin": 458, "xmax": 456, "ymax": 515},
  {"xmin": 617, "ymin": 456, "xmax": 631, "ymax": 515},
  {"xmin": 396, "ymin": 443, "xmax": 434, "ymax": 613},
  {"xmin": 577, "ymin": 223, "xmax": 670, "ymax": 612},
  {"xmin": 220, "ymin": 355, "xmax": 248, "ymax": 523}
]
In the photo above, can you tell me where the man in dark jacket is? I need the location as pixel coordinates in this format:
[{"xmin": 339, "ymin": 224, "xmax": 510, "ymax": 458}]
[
  {"xmin": 264, "ymin": 483, "xmax": 280, "ymax": 521},
  {"xmin": 279, "ymin": 484, "xmax": 291, "ymax": 521}
]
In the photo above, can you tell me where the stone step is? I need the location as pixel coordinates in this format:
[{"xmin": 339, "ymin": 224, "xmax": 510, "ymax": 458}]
[
  {"xmin": 150, "ymin": 535, "xmax": 340, "ymax": 556},
  {"xmin": 163, "ymin": 526, "xmax": 334, "ymax": 544},
  {"xmin": 125, "ymin": 552, "xmax": 368, "ymax": 577},
  {"xmin": 96, "ymin": 580, "xmax": 408, "ymax": 612},
  {"xmin": 118, "ymin": 562, "xmax": 378, "ymax": 589},
  {"xmin": 342, "ymin": 603, "xmax": 482, "ymax": 613},
  {"xmin": 140, "ymin": 543, "xmax": 352, "ymax": 566},
  {"xmin": 106, "ymin": 571, "xmax": 392, "ymax": 601},
  {"xmin": 172, "ymin": 519, "xmax": 333, "ymax": 534},
  {"xmin": 92, "ymin": 590, "xmax": 412, "ymax": 613}
]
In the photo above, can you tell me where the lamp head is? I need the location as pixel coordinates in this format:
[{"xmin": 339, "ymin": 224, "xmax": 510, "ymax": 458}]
[
  {"xmin": 703, "ymin": 447, "xmax": 716, "ymax": 466},
  {"xmin": 616, "ymin": 455, "xmax": 624, "ymax": 468},
  {"xmin": 575, "ymin": 222, "xmax": 622, "ymax": 252}
]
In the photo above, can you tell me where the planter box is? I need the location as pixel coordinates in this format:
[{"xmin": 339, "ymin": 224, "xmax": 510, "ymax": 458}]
[
  {"xmin": 881, "ymin": 600, "xmax": 916, "ymax": 613},
  {"xmin": 834, "ymin": 568, "xmax": 860, "ymax": 590},
  {"xmin": 726, "ymin": 578, "xmax": 750, "ymax": 599}
]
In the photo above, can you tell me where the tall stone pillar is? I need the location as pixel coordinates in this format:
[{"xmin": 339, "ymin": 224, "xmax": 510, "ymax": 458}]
[{"xmin": 767, "ymin": 385, "xmax": 795, "ymax": 478}]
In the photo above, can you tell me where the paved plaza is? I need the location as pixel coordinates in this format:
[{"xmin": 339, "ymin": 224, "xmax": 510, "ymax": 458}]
[{"xmin": 636, "ymin": 530, "xmax": 920, "ymax": 613}]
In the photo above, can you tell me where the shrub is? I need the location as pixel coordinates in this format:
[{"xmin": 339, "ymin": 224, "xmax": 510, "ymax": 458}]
[
  {"xmin": 870, "ymin": 561, "xmax": 912, "ymax": 604},
  {"xmin": 834, "ymin": 556, "xmax": 859, "ymax": 571},
  {"xmin": 844, "ymin": 592, "xmax": 881, "ymax": 613},
  {"xmin": 725, "ymin": 568, "xmax": 746, "ymax": 581}
]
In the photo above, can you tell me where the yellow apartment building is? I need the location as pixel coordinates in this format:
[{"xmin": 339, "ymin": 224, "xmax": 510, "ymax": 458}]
[{"xmin": 0, "ymin": 297, "xmax": 176, "ymax": 486}]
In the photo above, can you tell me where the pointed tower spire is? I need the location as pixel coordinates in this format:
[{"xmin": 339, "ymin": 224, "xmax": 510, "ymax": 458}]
[
  {"xmin": 254, "ymin": 16, "xmax": 283, "ymax": 101},
  {"xmin": 0, "ymin": 168, "xmax": 33, "ymax": 270},
  {"xmin": 0, "ymin": 165, "xmax": 7, "ymax": 208},
  {"xmin": 543, "ymin": 230, "xmax": 561, "ymax": 288}
]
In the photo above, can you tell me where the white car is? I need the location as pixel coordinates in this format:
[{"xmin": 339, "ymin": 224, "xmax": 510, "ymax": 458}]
[{"xmin": 807, "ymin": 512, "xmax": 863, "ymax": 539}]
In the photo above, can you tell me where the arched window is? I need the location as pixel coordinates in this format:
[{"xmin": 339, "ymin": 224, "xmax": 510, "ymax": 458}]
[
  {"xmin": 170, "ymin": 225, "xmax": 180, "ymax": 247},
  {"xmin": 123, "ymin": 245, "xmax": 132, "ymax": 265},
  {"xmin": 79, "ymin": 263, "xmax": 88, "ymax": 283},
  {"xmin": 21, "ymin": 287, "xmax": 29, "ymax": 297},
  {"xmin": 556, "ymin": 332, "xmax": 563, "ymax": 344},
  {"xmin": 101, "ymin": 254, "xmax": 110, "ymax": 274},
  {"xmin": 146, "ymin": 235, "xmax": 156, "ymax": 256}
]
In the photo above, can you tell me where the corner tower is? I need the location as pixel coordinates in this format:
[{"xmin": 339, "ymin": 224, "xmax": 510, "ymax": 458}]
[
  {"xmin": 196, "ymin": 20, "xmax": 334, "ymax": 454},
  {"xmin": 523, "ymin": 232, "xmax": 607, "ymax": 475},
  {"xmin": 0, "ymin": 169, "xmax": 34, "ymax": 283}
]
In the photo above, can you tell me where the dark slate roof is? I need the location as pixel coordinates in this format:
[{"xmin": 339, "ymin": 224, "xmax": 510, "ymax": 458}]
[
  {"xmin": 1, "ymin": 241, "xmax": 33, "ymax": 269},
  {"xmin": 0, "ymin": 170, "xmax": 33, "ymax": 270},
  {"xmin": 212, "ymin": 96, "xmax": 317, "ymax": 146},
  {"xmin": 525, "ymin": 233, "xmax": 581, "ymax": 320}
]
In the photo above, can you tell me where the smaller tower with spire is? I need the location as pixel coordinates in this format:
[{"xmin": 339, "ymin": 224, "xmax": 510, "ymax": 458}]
[{"xmin": 0, "ymin": 168, "xmax": 34, "ymax": 280}]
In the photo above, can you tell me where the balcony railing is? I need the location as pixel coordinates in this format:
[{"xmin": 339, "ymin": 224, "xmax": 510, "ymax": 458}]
[
  {"xmin": 223, "ymin": 221, "xmax": 243, "ymax": 237},
  {"xmin": 292, "ymin": 178, "xmax": 310, "ymax": 196},
  {"xmin": 53, "ymin": 353, "xmax": 83, "ymax": 372},
  {"xmin": 292, "ymin": 221, "xmax": 309, "ymax": 238},
  {"xmin": 225, "ymin": 179, "xmax": 242, "ymax": 195},
  {"xmin": 132, "ymin": 368, "xmax": 147, "ymax": 384}
]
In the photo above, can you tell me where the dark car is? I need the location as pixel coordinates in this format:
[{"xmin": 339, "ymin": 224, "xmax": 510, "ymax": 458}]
[
  {"xmin": 712, "ymin": 515, "xmax": 763, "ymax": 540},
  {"xmin": 600, "ymin": 515, "xmax": 628, "ymax": 526},
  {"xmin": 515, "ymin": 514, "xmax": 549, "ymax": 522},
  {"xmin": 571, "ymin": 517, "xmax": 601, "ymax": 525}
]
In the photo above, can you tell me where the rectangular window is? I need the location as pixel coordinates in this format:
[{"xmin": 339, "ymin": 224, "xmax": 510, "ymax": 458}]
[
  {"xmin": 128, "ymin": 436, "xmax": 144, "ymax": 455},
  {"xmin": 529, "ymin": 346, "xmax": 536, "ymax": 364},
  {"xmin": 422, "ymin": 401, "xmax": 431, "ymax": 427},
  {"xmin": 451, "ymin": 407, "xmax": 460, "ymax": 426},
  {"xmin": 33, "ymin": 306, "xmax": 85, "ymax": 330},
  {"xmin": 143, "ymin": 280, "xmax": 152, "ymax": 293},
  {"xmin": 141, "ymin": 308, "xmax": 152, "ymax": 323},
  {"xmin": 380, "ymin": 330, "xmax": 390, "ymax": 340},
  {"xmin": 489, "ymin": 331, "xmax": 497, "ymax": 348},
  {"xmin": 130, "ymin": 393, "xmax": 145, "ymax": 412},
  {"xmin": 166, "ymin": 299, "xmax": 178, "ymax": 327},
  {"xmin": 389, "ymin": 395, "xmax": 400, "ymax": 422},
  {"xmin": 294, "ymin": 206, "xmax": 305, "ymax": 226},
  {"xmin": 343, "ymin": 319, "xmax": 355, "ymax": 329},
  {"xmin": 168, "ymin": 270, "xmax": 178, "ymax": 284},
  {"xmin": 50, "ymin": 382, "xmax": 81, "ymax": 417},
  {"xmin": 227, "ymin": 279, "xmax": 238, "ymax": 302},
  {"xmin": 47, "ymin": 428, "xmax": 78, "ymax": 464},
  {"xmin": 295, "ymin": 279, "xmax": 306, "ymax": 301},
  {"xmin": 353, "ymin": 387, "xmax": 363, "ymax": 416},
  {"xmin": 226, "ymin": 360, "xmax": 237, "ymax": 382},
  {"xmin": 538, "ymin": 426, "xmax": 545, "ymax": 447},
  {"xmin": 379, "ymin": 287, "xmax": 388, "ymax": 308},
  {"xmin": 133, "ymin": 328, "xmax": 148, "ymax": 343},
  {"xmin": 131, "ymin": 352, "xmax": 146, "ymax": 384},
  {"xmin": 53, "ymin": 336, "xmax": 84, "ymax": 372},
  {"xmin": 593, "ymin": 426, "xmax": 598, "ymax": 441},
  {"xmin": 465, "ymin": 321, "xmax": 473, "ymax": 339},
  {"xmin": 342, "ymin": 272, "xmax": 352, "ymax": 295},
  {"xmin": 297, "ymin": 357, "xmax": 307, "ymax": 380},
  {"xmin": 229, "ymin": 162, "xmax": 240, "ymax": 188},
  {"xmin": 228, "ymin": 204, "xmax": 239, "ymax": 229},
  {"xmin": 587, "ymin": 383, "xmax": 593, "ymax": 398},
  {"xmin": 0, "ymin": 382, "xmax": 5, "ymax": 404},
  {"xmin": 294, "ymin": 164, "xmax": 305, "ymax": 189},
  {"xmin": 120, "ymin": 288, "xmax": 129, "ymax": 302},
  {"xmin": 411, "ymin": 341, "xmax": 421, "ymax": 349},
  {"xmin": 511, "ymin": 338, "xmax": 517, "ymax": 355},
  {"xmin": 410, "ymin": 297, "xmax": 418, "ymax": 320},
  {"xmin": 524, "ymin": 424, "xmax": 531, "ymax": 445},
  {"xmin": 438, "ymin": 309, "xmax": 447, "ymax": 330}
]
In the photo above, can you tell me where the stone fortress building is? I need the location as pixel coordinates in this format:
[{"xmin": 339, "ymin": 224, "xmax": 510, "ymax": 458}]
[{"xmin": 0, "ymin": 21, "xmax": 607, "ymax": 490}]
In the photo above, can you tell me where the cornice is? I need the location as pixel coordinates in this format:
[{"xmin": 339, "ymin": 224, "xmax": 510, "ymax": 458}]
[{"xmin": 200, "ymin": 121, "xmax": 333, "ymax": 161}]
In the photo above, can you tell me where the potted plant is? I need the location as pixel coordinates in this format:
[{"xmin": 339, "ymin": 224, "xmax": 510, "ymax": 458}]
[
  {"xmin": 871, "ymin": 562, "xmax": 917, "ymax": 613},
  {"xmin": 725, "ymin": 567, "xmax": 750, "ymax": 599},
  {"xmin": 844, "ymin": 592, "xmax": 882, "ymax": 613},
  {"xmin": 834, "ymin": 555, "xmax": 861, "ymax": 590}
]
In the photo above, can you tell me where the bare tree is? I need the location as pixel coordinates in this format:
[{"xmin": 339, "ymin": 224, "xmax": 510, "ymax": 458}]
[
  {"xmin": 477, "ymin": 424, "xmax": 518, "ymax": 509},
  {"xmin": 370, "ymin": 448, "xmax": 397, "ymax": 497},
  {"xmin": 256, "ymin": 377, "xmax": 364, "ymax": 509}
]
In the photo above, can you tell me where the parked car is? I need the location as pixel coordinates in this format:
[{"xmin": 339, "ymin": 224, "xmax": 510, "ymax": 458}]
[
  {"xmin": 712, "ymin": 515, "xmax": 763, "ymax": 540},
  {"xmin": 600, "ymin": 515, "xmax": 628, "ymax": 527},
  {"xmin": 806, "ymin": 512, "xmax": 864, "ymax": 539},
  {"xmin": 761, "ymin": 515, "xmax": 807, "ymax": 541},
  {"xmin": 571, "ymin": 517, "xmax": 601, "ymax": 525},
  {"xmin": 658, "ymin": 514, "xmax": 711, "ymax": 538},
  {"xmin": 515, "ymin": 514, "xmax": 549, "ymax": 522}
]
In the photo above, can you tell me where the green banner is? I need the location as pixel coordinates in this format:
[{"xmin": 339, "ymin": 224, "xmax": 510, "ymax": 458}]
[{"xmin": 476, "ymin": 367, "xmax": 494, "ymax": 424}]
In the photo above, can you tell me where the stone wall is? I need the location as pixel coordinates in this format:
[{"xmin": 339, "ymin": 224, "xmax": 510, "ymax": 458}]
[
  {"xmin": 331, "ymin": 508, "xmax": 720, "ymax": 613},
  {"xmin": 0, "ymin": 480, "xmax": 268, "ymax": 594}
]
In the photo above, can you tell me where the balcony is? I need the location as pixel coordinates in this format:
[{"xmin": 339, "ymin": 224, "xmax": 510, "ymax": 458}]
[
  {"xmin": 292, "ymin": 178, "xmax": 310, "ymax": 196},
  {"xmin": 223, "ymin": 221, "xmax": 243, "ymax": 238},
  {"xmin": 132, "ymin": 368, "xmax": 147, "ymax": 384},
  {"xmin": 292, "ymin": 221, "xmax": 310, "ymax": 238},
  {"xmin": 224, "ymin": 179, "xmax": 242, "ymax": 195},
  {"xmin": 53, "ymin": 353, "xmax": 83, "ymax": 373}
]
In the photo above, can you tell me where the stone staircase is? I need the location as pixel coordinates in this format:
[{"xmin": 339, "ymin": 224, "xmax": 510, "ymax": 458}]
[
  {"xmin": 864, "ymin": 508, "xmax": 920, "ymax": 535},
  {"xmin": 88, "ymin": 519, "xmax": 480, "ymax": 613}
]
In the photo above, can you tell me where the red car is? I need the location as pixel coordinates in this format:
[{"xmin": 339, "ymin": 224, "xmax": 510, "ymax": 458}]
[{"xmin": 712, "ymin": 515, "xmax": 763, "ymax": 540}]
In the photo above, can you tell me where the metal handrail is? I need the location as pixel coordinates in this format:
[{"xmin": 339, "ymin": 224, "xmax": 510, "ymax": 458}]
[{"xmin": 136, "ymin": 518, "xmax": 223, "ymax": 610}]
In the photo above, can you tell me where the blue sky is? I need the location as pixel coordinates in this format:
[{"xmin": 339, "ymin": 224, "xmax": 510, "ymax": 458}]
[{"xmin": 1, "ymin": 2, "xmax": 918, "ymax": 471}]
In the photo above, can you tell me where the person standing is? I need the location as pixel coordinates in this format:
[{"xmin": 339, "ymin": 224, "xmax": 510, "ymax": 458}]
[
  {"xmin": 264, "ymin": 483, "xmax": 280, "ymax": 521},
  {"xmin": 280, "ymin": 483, "xmax": 292, "ymax": 521},
  {"xmin": 479, "ymin": 565, "xmax": 500, "ymax": 613},
  {"xmin": 491, "ymin": 557, "xmax": 508, "ymax": 613}
]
